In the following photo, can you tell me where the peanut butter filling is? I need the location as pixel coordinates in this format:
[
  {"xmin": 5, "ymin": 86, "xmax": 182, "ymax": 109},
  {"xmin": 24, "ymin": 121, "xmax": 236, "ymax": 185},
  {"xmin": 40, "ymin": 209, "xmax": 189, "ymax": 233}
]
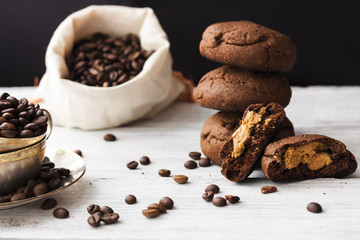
[
  {"xmin": 231, "ymin": 107, "xmax": 266, "ymax": 158},
  {"xmin": 283, "ymin": 142, "xmax": 332, "ymax": 170}
]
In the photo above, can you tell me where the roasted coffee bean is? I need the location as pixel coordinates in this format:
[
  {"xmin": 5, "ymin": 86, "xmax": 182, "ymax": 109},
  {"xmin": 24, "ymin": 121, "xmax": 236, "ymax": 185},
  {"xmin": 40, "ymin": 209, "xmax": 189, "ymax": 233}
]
[
  {"xmin": 87, "ymin": 204, "xmax": 101, "ymax": 215},
  {"xmin": 32, "ymin": 116, "xmax": 48, "ymax": 126},
  {"xmin": 104, "ymin": 133, "xmax": 116, "ymax": 141},
  {"xmin": 173, "ymin": 175, "xmax": 188, "ymax": 184},
  {"xmin": 260, "ymin": 185, "xmax": 277, "ymax": 194},
  {"xmin": 139, "ymin": 156, "xmax": 150, "ymax": 165},
  {"xmin": 48, "ymin": 178, "xmax": 62, "ymax": 189},
  {"xmin": 199, "ymin": 158, "xmax": 212, "ymax": 167},
  {"xmin": 56, "ymin": 168, "xmax": 71, "ymax": 177},
  {"xmin": 10, "ymin": 193, "xmax": 26, "ymax": 202},
  {"xmin": 148, "ymin": 203, "xmax": 167, "ymax": 213},
  {"xmin": 159, "ymin": 197, "xmax": 174, "ymax": 210},
  {"xmin": 43, "ymin": 156, "xmax": 50, "ymax": 163},
  {"xmin": 39, "ymin": 170, "xmax": 60, "ymax": 181},
  {"xmin": 41, "ymin": 198, "xmax": 57, "ymax": 210},
  {"xmin": 20, "ymin": 129, "xmax": 34, "ymax": 138},
  {"xmin": 142, "ymin": 208, "xmax": 160, "ymax": 218},
  {"xmin": 0, "ymin": 130, "xmax": 17, "ymax": 138},
  {"xmin": 26, "ymin": 179, "xmax": 38, "ymax": 189},
  {"xmin": 184, "ymin": 160, "xmax": 197, "ymax": 169},
  {"xmin": 53, "ymin": 207, "xmax": 69, "ymax": 218},
  {"xmin": 0, "ymin": 92, "xmax": 9, "ymax": 100},
  {"xmin": 158, "ymin": 169, "xmax": 171, "ymax": 177},
  {"xmin": 100, "ymin": 206, "xmax": 114, "ymax": 214},
  {"xmin": 224, "ymin": 123, "xmax": 235, "ymax": 130},
  {"xmin": 88, "ymin": 212, "xmax": 102, "ymax": 227},
  {"xmin": 307, "ymin": 202, "xmax": 322, "ymax": 213},
  {"xmin": 6, "ymin": 96, "xmax": 19, "ymax": 107},
  {"xmin": 42, "ymin": 161, "xmax": 55, "ymax": 168},
  {"xmin": 205, "ymin": 184, "xmax": 220, "ymax": 194},
  {"xmin": 212, "ymin": 197, "xmax": 227, "ymax": 207},
  {"xmin": 24, "ymin": 123, "xmax": 39, "ymax": 131},
  {"xmin": 101, "ymin": 213, "xmax": 119, "ymax": 224},
  {"xmin": 189, "ymin": 151, "xmax": 201, "ymax": 160},
  {"xmin": 225, "ymin": 195, "xmax": 240, "ymax": 204},
  {"xmin": 0, "ymin": 196, "xmax": 11, "ymax": 203},
  {"xmin": 202, "ymin": 191, "xmax": 214, "ymax": 202},
  {"xmin": 126, "ymin": 161, "xmax": 138, "ymax": 170},
  {"xmin": 2, "ymin": 112, "xmax": 14, "ymax": 120},
  {"xmin": 0, "ymin": 122, "xmax": 16, "ymax": 130},
  {"xmin": 74, "ymin": 149, "xmax": 82, "ymax": 157},
  {"xmin": 33, "ymin": 183, "xmax": 49, "ymax": 196},
  {"xmin": 125, "ymin": 194, "xmax": 137, "ymax": 204},
  {"xmin": 16, "ymin": 186, "xmax": 26, "ymax": 193},
  {"xmin": 0, "ymin": 117, "xmax": 6, "ymax": 124}
]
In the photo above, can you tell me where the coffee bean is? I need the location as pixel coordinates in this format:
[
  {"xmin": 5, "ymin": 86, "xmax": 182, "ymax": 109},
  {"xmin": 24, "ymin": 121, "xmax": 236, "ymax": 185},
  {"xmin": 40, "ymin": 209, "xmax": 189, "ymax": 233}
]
[
  {"xmin": 158, "ymin": 169, "xmax": 171, "ymax": 177},
  {"xmin": 74, "ymin": 149, "xmax": 82, "ymax": 157},
  {"xmin": 0, "ymin": 117, "xmax": 6, "ymax": 124},
  {"xmin": 42, "ymin": 162, "xmax": 55, "ymax": 168},
  {"xmin": 0, "ymin": 196, "xmax": 11, "ymax": 203},
  {"xmin": 39, "ymin": 170, "xmax": 60, "ymax": 181},
  {"xmin": 205, "ymin": 184, "xmax": 220, "ymax": 194},
  {"xmin": 202, "ymin": 191, "xmax": 214, "ymax": 202},
  {"xmin": 53, "ymin": 207, "xmax": 69, "ymax": 218},
  {"xmin": 10, "ymin": 193, "xmax": 26, "ymax": 202},
  {"xmin": 126, "ymin": 161, "xmax": 138, "ymax": 170},
  {"xmin": 260, "ymin": 185, "xmax": 277, "ymax": 194},
  {"xmin": 0, "ymin": 129, "xmax": 17, "ymax": 138},
  {"xmin": 0, "ymin": 92, "xmax": 9, "ymax": 100},
  {"xmin": 125, "ymin": 194, "xmax": 137, "ymax": 204},
  {"xmin": 173, "ymin": 175, "xmax": 188, "ymax": 184},
  {"xmin": 212, "ymin": 197, "xmax": 227, "ymax": 207},
  {"xmin": 101, "ymin": 213, "xmax": 119, "ymax": 224},
  {"xmin": 33, "ymin": 183, "xmax": 48, "ymax": 196},
  {"xmin": 189, "ymin": 151, "xmax": 201, "ymax": 160},
  {"xmin": 32, "ymin": 116, "xmax": 48, "ymax": 127},
  {"xmin": 24, "ymin": 123, "xmax": 39, "ymax": 131},
  {"xmin": 159, "ymin": 197, "xmax": 174, "ymax": 209},
  {"xmin": 48, "ymin": 178, "xmax": 62, "ymax": 189},
  {"xmin": 224, "ymin": 123, "xmax": 235, "ymax": 130},
  {"xmin": 199, "ymin": 158, "xmax": 212, "ymax": 167},
  {"xmin": 100, "ymin": 206, "xmax": 114, "ymax": 214},
  {"xmin": 87, "ymin": 204, "xmax": 101, "ymax": 214},
  {"xmin": 88, "ymin": 212, "xmax": 102, "ymax": 227},
  {"xmin": 307, "ymin": 202, "xmax": 322, "ymax": 213},
  {"xmin": 20, "ymin": 129, "xmax": 34, "ymax": 138},
  {"xmin": 147, "ymin": 203, "xmax": 167, "ymax": 213},
  {"xmin": 142, "ymin": 208, "xmax": 160, "ymax": 218},
  {"xmin": 104, "ymin": 133, "xmax": 116, "ymax": 141},
  {"xmin": 56, "ymin": 168, "xmax": 70, "ymax": 177},
  {"xmin": 41, "ymin": 198, "xmax": 57, "ymax": 210},
  {"xmin": 184, "ymin": 160, "xmax": 197, "ymax": 169},
  {"xmin": 225, "ymin": 195, "xmax": 240, "ymax": 204},
  {"xmin": 139, "ymin": 156, "xmax": 150, "ymax": 165},
  {"xmin": 0, "ymin": 122, "xmax": 16, "ymax": 130}
]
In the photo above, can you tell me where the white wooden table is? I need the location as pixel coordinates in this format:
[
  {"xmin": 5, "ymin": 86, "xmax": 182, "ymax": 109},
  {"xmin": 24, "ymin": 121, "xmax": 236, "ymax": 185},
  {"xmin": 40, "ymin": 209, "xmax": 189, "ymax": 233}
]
[{"xmin": 0, "ymin": 86, "xmax": 359, "ymax": 240}]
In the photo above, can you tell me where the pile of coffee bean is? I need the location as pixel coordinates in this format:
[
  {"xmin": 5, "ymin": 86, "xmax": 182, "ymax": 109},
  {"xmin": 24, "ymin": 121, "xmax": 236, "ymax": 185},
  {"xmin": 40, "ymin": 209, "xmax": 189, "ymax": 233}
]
[
  {"xmin": 87, "ymin": 204, "xmax": 119, "ymax": 227},
  {"xmin": 0, "ymin": 156, "xmax": 71, "ymax": 203},
  {"xmin": 201, "ymin": 184, "xmax": 240, "ymax": 207},
  {"xmin": 142, "ymin": 196, "xmax": 174, "ymax": 218},
  {"xmin": 66, "ymin": 32, "xmax": 154, "ymax": 87},
  {"xmin": 0, "ymin": 92, "xmax": 48, "ymax": 138}
]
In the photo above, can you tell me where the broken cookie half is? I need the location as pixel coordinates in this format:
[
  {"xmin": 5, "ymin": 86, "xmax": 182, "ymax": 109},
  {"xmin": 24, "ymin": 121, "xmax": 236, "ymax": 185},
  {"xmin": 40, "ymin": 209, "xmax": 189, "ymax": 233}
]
[
  {"xmin": 220, "ymin": 102, "xmax": 285, "ymax": 182},
  {"xmin": 261, "ymin": 134, "xmax": 358, "ymax": 181}
]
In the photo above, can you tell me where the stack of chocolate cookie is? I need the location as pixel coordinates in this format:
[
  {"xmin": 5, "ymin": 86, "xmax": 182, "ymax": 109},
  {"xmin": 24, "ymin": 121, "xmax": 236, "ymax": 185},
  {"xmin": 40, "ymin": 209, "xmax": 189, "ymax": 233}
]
[{"xmin": 195, "ymin": 21, "xmax": 297, "ymax": 165}]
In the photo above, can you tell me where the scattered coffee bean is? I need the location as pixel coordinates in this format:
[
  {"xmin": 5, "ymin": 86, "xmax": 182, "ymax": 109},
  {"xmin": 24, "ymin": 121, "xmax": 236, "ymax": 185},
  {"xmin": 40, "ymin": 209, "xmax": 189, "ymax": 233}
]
[
  {"xmin": 125, "ymin": 194, "xmax": 137, "ymax": 204},
  {"xmin": 142, "ymin": 208, "xmax": 160, "ymax": 218},
  {"xmin": 53, "ymin": 207, "xmax": 69, "ymax": 218},
  {"xmin": 148, "ymin": 203, "xmax": 167, "ymax": 213},
  {"xmin": 101, "ymin": 213, "xmax": 120, "ymax": 224},
  {"xmin": 10, "ymin": 193, "xmax": 26, "ymax": 202},
  {"xmin": 104, "ymin": 133, "xmax": 116, "ymax": 141},
  {"xmin": 205, "ymin": 184, "xmax": 220, "ymax": 194},
  {"xmin": 139, "ymin": 156, "xmax": 150, "ymax": 165},
  {"xmin": 41, "ymin": 198, "xmax": 57, "ymax": 210},
  {"xmin": 159, "ymin": 197, "xmax": 174, "ymax": 210},
  {"xmin": 158, "ymin": 169, "xmax": 171, "ymax": 177},
  {"xmin": 212, "ymin": 197, "xmax": 227, "ymax": 207},
  {"xmin": 74, "ymin": 149, "xmax": 82, "ymax": 157},
  {"xmin": 126, "ymin": 161, "xmax": 138, "ymax": 170},
  {"xmin": 202, "ymin": 191, "xmax": 214, "ymax": 202},
  {"xmin": 199, "ymin": 158, "xmax": 211, "ymax": 167},
  {"xmin": 184, "ymin": 160, "xmax": 197, "ymax": 169},
  {"xmin": 307, "ymin": 202, "xmax": 322, "ymax": 213},
  {"xmin": 260, "ymin": 185, "xmax": 277, "ymax": 194},
  {"xmin": 87, "ymin": 204, "xmax": 101, "ymax": 214},
  {"xmin": 173, "ymin": 175, "xmax": 188, "ymax": 184},
  {"xmin": 33, "ymin": 183, "xmax": 49, "ymax": 196},
  {"xmin": 225, "ymin": 195, "xmax": 240, "ymax": 204},
  {"xmin": 88, "ymin": 212, "xmax": 102, "ymax": 227},
  {"xmin": 100, "ymin": 206, "xmax": 114, "ymax": 214},
  {"xmin": 189, "ymin": 151, "xmax": 201, "ymax": 160}
]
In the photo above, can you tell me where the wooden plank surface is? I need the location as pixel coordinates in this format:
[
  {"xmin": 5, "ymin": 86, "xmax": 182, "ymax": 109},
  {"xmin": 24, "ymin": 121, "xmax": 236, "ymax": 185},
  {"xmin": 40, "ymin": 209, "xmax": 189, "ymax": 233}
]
[{"xmin": 0, "ymin": 86, "xmax": 359, "ymax": 240}]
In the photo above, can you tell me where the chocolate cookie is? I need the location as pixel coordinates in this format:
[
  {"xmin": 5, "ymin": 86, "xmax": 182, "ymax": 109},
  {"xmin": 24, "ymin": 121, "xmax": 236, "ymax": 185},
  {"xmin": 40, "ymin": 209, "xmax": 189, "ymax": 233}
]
[
  {"xmin": 261, "ymin": 135, "xmax": 358, "ymax": 181},
  {"xmin": 220, "ymin": 103, "xmax": 285, "ymax": 182},
  {"xmin": 201, "ymin": 112, "xmax": 294, "ymax": 165},
  {"xmin": 194, "ymin": 65, "xmax": 291, "ymax": 112},
  {"xmin": 199, "ymin": 21, "xmax": 297, "ymax": 72}
]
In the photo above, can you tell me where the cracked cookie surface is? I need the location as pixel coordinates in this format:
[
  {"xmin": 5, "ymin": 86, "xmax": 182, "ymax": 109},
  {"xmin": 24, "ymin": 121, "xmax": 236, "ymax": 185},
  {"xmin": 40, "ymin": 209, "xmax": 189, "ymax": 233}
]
[
  {"xmin": 199, "ymin": 21, "xmax": 297, "ymax": 72},
  {"xmin": 194, "ymin": 65, "xmax": 291, "ymax": 112}
]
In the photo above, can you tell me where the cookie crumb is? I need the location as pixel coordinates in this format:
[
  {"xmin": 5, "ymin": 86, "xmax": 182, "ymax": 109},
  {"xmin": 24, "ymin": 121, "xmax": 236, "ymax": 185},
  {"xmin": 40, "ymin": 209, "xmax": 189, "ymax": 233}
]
[{"xmin": 261, "ymin": 185, "xmax": 277, "ymax": 194}]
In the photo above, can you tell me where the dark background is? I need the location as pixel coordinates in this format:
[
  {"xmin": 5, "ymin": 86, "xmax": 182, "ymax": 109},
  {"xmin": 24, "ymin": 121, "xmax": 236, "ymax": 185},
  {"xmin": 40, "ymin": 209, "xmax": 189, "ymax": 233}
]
[{"xmin": 0, "ymin": 0, "xmax": 359, "ymax": 86}]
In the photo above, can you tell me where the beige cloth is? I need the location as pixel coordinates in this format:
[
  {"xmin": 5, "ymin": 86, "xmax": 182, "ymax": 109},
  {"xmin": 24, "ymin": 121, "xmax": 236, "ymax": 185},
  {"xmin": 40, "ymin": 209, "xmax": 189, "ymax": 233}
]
[{"xmin": 34, "ymin": 5, "xmax": 185, "ymax": 130}]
